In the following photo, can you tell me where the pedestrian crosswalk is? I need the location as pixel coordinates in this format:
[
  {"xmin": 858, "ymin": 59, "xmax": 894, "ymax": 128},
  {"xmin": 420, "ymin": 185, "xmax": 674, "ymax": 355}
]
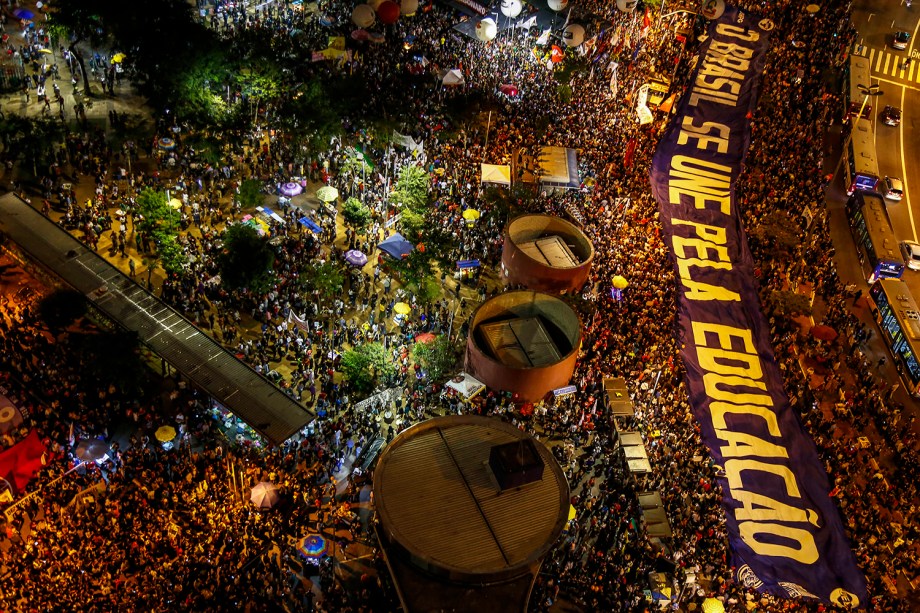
[{"xmin": 861, "ymin": 47, "xmax": 920, "ymax": 83}]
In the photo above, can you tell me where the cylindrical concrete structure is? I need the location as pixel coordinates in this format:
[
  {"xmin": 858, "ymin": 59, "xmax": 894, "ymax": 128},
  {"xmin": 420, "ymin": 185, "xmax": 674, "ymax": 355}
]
[
  {"xmin": 374, "ymin": 415, "xmax": 570, "ymax": 612},
  {"xmin": 466, "ymin": 290, "xmax": 581, "ymax": 402},
  {"xmin": 501, "ymin": 214, "xmax": 594, "ymax": 293}
]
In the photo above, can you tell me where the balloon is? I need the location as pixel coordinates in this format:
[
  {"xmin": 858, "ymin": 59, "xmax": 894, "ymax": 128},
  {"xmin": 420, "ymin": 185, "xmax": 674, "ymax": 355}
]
[
  {"xmin": 500, "ymin": 0, "xmax": 522, "ymax": 18},
  {"xmin": 615, "ymin": 0, "xmax": 638, "ymax": 12},
  {"xmin": 475, "ymin": 18, "xmax": 497, "ymax": 42},
  {"xmin": 401, "ymin": 0, "xmax": 419, "ymax": 15},
  {"xmin": 563, "ymin": 24, "xmax": 585, "ymax": 47},
  {"xmin": 377, "ymin": 0, "xmax": 400, "ymax": 23},
  {"xmin": 352, "ymin": 4, "xmax": 375, "ymax": 27},
  {"xmin": 547, "ymin": 0, "xmax": 568, "ymax": 11},
  {"xmin": 368, "ymin": 0, "xmax": 384, "ymax": 7}
]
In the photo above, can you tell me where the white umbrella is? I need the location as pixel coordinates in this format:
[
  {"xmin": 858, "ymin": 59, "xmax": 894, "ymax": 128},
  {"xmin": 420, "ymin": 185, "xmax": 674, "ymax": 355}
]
[{"xmin": 250, "ymin": 482, "xmax": 281, "ymax": 509}]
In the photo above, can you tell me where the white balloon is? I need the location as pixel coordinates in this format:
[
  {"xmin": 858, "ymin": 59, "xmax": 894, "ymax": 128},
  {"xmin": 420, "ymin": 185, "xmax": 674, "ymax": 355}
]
[
  {"xmin": 615, "ymin": 0, "xmax": 638, "ymax": 12},
  {"xmin": 547, "ymin": 0, "xmax": 568, "ymax": 11},
  {"xmin": 401, "ymin": 0, "xmax": 419, "ymax": 15},
  {"xmin": 500, "ymin": 0, "xmax": 522, "ymax": 18},
  {"xmin": 475, "ymin": 18, "xmax": 498, "ymax": 42},
  {"xmin": 352, "ymin": 4, "xmax": 376, "ymax": 28},
  {"xmin": 563, "ymin": 24, "xmax": 585, "ymax": 47},
  {"xmin": 367, "ymin": 0, "xmax": 384, "ymax": 9}
]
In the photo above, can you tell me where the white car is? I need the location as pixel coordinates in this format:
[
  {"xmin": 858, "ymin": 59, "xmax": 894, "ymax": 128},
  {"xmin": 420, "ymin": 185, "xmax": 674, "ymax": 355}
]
[
  {"xmin": 900, "ymin": 240, "xmax": 920, "ymax": 271},
  {"xmin": 883, "ymin": 176, "xmax": 904, "ymax": 201}
]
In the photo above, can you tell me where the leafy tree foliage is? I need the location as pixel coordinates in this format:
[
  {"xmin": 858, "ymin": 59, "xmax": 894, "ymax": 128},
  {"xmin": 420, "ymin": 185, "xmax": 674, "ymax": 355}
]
[
  {"xmin": 299, "ymin": 261, "xmax": 345, "ymax": 302},
  {"xmin": 237, "ymin": 179, "xmax": 265, "ymax": 209},
  {"xmin": 342, "ymin": 198, "xmax": 372, "ymax": 232},
  {"xmin": 136, "ymin": 189, "xmax": 180, "ymax": 238},
  {"xmin": 341, "ymin": 342, "xmax": 395, "ymax": 395},
  {"xmin": 218, "ymin": 223, "xmax": 276, "ymax": 293},
  {"xmin": 411, "ymin": 335, "xmax": 461, "ymax": 383},
  {"xmin": 0, "ymin": 115, "xmax": 65, "ymax": 177}
]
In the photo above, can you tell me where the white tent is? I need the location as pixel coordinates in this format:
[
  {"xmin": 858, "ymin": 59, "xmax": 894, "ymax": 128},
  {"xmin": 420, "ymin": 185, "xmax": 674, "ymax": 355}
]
[
  {"xmin": 443, "ymin": 372, "xmax": 486, "ymax": 400},
  {"xmin": 480, "ymin": 163, "xmax": 511, "ymax": 186},
  {"xmin": 441, "ymin": 69, "xmax": 465, "ymax": 86}
]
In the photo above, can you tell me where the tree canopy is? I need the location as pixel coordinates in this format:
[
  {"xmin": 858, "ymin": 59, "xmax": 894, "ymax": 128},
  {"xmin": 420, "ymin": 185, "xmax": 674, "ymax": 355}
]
[{"xmin": 218, "ymin": 223, "xmax": 276, "ymax": 293}]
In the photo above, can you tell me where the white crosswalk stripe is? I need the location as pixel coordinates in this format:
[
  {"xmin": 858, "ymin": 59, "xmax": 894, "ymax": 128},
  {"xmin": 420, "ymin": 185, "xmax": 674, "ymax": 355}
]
[{"xmin": 862, "ymin": 47, "xmax": 920, "ymax": 83}]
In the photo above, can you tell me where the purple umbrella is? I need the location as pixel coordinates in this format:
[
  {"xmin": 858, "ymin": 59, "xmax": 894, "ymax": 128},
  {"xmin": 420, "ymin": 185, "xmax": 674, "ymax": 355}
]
[
  {"xmin": 13, "ymin": 8, "xmax": 34, "ymax": 20},
  {"xmin": 344, "ymin": 249, "xmax": 368, "ymax": 267},
  {"xmin": 280, "ymin": 182, "xmax": 303, "ymax": 197}
]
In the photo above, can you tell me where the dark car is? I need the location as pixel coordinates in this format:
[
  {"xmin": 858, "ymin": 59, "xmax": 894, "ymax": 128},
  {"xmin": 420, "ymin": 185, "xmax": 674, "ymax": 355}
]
[
  {"xmin": 893, "ymin": 30, "xmax": 911, "ymax": 50},
  {"xmin": 880, "ymin": 105, "xmax": 902, "ymax": 126}
]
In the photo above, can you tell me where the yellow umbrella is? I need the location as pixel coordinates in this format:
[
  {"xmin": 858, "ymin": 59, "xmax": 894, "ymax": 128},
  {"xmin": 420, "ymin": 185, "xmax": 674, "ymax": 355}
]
[
  {"xmin": 612, "ymin": 275, "xmax": 629, "ymax": 289},
  {"xmin": 568, "ymin": 505, "xmax": 577, "ymax": 521},
  {"xmin": 701, "ymin": 598, "xmax": 725, "ymax": 613},
  {"xmin": 155, "ymin": 425, "xmax": 177, "ymax": 442},
  {"xmin": 112, "ymin": 52, "xmax": 127, "ymax": 63},
  {"xmin": 37, "ymin": 48, "xmax": 53, "ymax": 54},
  {"xmin": 168, "ymin": 198, "xmax": 183, "ymax": 210},
  {"xmin": 462, "ymin": 209, "xmax": 481, "ymax": 222},
  {"xmin": 316, "ymin": 186, "xmax": 339, "ymax": 202},
  {"xmin": 394, "ymin": 302, "xmax": 411, "ymax": 315}
]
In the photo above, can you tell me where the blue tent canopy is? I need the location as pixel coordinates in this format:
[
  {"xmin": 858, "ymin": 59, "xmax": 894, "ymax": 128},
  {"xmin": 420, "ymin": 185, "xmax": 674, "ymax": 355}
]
[
  {"xmin": 298, "ymin": 217, "xmax": 322, "ymax": 234},
  {"xmin": 378, "ymin": 232, "xmax": 414, "ymax": 260}
]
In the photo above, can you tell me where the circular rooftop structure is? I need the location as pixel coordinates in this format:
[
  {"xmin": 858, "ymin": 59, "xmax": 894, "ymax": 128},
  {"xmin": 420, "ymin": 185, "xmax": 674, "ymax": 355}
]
[
  {"xmin": 502, "ymin": 214, "xmax": 594, "ymax": 293},
  {"xmin": 466, "ymin": 290, "xmax": 581, "ymax": 402},
  {"xmin": 374, "ymin": 415, "xmax": 569, "ymax": 584}
]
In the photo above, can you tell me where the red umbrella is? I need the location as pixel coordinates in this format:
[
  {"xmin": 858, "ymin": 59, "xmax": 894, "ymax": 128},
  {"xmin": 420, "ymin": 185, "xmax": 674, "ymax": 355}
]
[
  {"xmin": 810, "ymin": 325, "xmax": 838, "ymax": 341},
  {"xmin": 499, "ymin": 83, "xmax": 519, "ymax": 97},
  {"xmin": 351, "ymin": 29, "xmax": 369, "ymax": 41},
  {"xmin": 415, "ymin": 332, "xmax": 436, "ymax": 344}
]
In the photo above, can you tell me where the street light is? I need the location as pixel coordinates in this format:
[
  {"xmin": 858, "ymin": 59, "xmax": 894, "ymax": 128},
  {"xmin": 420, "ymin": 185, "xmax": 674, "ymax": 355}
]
[{"xmin": 854, "ymin": 83, "xmax": 882, "ymax": 122}]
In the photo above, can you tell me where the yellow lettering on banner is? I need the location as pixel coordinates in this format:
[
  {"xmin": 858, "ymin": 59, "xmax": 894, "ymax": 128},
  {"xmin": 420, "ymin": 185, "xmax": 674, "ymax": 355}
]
[
  {"xmin": 738, "ymin": 521, "xmax": 819, "ymax": 564},
  {"xmin": 716, "ymin": 23, "xmax": 761, "ymax": 42},
  {"xmin": 734, "ymin": 490, "xmax": 818, "ymax": 525},
  {"xmin": 677, "ymin": 117, "xmax": 730, "ymax": 153},
  {"xmin": 697, "ymin": 346, "xmax": 762, "ymax": 379},
  {"xmin": 672, "ymin": 236, "xmax": 729, "ymax": 262},
  {"xmin": 669, "ymin": 156, "xmax": 733, "ymax": 214},
  {"xmin": 711, "ymin": 402, "xmax": 780, "ymax": 435},
  {"xmin": 672, "ymin": 219, "xmax": 727, "ymax": 244},
  {"xmin": 692, "ymin": 322, "xmax": 756, "ymax": 353},
  {"xmin": 698, "ymin": 61, "xmax": 745, "ymax": 81},
  {"xmin": 709, "ymin": 40, "xmax": 755, "ymax": 60},
  {"xmin": 696, "ymin": 75, "xmax": 743, "ymax": 96},
  {"xmin": 725, "ymin": 458, "xmax": 801, "ymax": 497},
  {"xmin": 689, "ymin": 89, "xmax": 741, "ymax": 107},
  {"xmin": 703, "ymin": 373, "xmax": 771, "ymax": 405},
  {"xmin": 717, "ymin": 429, "xmax": 788, "ymax": 458},
  {"xmin": 673, "ymin": 255, "xmax": 740, "ymax": 301}
]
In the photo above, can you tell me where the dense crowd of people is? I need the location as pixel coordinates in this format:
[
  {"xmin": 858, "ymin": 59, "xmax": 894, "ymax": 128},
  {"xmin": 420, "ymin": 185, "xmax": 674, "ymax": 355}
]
[{"xmin": 0, "ymin": 0, "xmax": 916, "ymax": 610}]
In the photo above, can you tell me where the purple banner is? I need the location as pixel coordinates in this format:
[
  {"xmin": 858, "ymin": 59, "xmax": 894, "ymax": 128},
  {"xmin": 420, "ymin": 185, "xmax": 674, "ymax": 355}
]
[{"xmin": 650, "ymin": 6, "xmax": 866, "ymax": 608}]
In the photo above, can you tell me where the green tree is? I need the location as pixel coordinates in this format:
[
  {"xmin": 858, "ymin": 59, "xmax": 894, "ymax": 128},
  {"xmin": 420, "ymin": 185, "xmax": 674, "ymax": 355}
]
[
  {"xmin": 157, "ymin": 234, "xmax": 187, "ymax": 276},
  {"xmin": 136, "ymin": 189, "xmax": 180, "ymax": 238},
  {"xmin": 391, "ymin": 164, "xmax": 430, "ymax": 213},
  {"xmin": 299, "ymin": 260, "xmax": 345, "ymax": 301},
  {"xmin": 36, "ymin": 289, "xmax": 87, "ymax": 335},
  {"xmin": 341, "ymin": 342, "xmax": 395, "ymax": 394},
  {"xmin": 342, "ymin": 197, "xmax": 372, "ymax": 232},
  {"xmin": 749, "ymin": 211, "xmax": 802, "ymax": 261},
  {"xmin": 238, "ymin": 178, "xmax": 264, "ymax": 209},
  {"xmin": 411, "ymin": 335, "xmax": 461, "ymax": 383},
  {"xmin": 218, "ymin": 223, "xmax": 276, "ymax": 293},
  {"xmin": 236, "ymin": 66, "xmax": 282, "ymax": 122},
  {"xmin": 0, "ymin": 115, "xmax": 65, "ymax": 177}
]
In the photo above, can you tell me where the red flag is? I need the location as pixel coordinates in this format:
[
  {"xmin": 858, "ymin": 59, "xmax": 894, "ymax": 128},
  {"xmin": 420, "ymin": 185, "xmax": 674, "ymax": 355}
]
[
  {"xmin": 643, "ymin": 7, "xmax": 651, "ymax": 29},
  {"xmin": 551, "ymin": 45, "xmax": 565, "ymax": 63},
  {"xmin": 0, "ymin": 431, "xmax": 47, "ymax": 494}
]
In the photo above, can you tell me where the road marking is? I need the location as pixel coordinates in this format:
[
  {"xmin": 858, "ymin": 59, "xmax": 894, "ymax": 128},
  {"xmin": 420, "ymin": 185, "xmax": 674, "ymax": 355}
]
[
  {"xmin": 910, "ymin": 62, "xmax": 916, "ymax": 81},
  {"xmin": 873, "ymin": 75, "xmax": 920, "ymax": 92},
  {"xmin": 900, "ymin": 15, "xmax": 920, "ymax": 241},
  {"xmin": 876, "ymin": 49, "xmax": 884, "ymax": 71},
  {"xmin": 884, "ymin": 53, "xmax": 892, "ymax": 73}
]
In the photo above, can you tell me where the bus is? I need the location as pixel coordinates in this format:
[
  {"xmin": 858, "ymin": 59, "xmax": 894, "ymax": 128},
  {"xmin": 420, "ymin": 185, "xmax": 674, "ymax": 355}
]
[
  {"xmin": 842, "ymin": 118, "xmax": 880, "ymax": 195},
  {"xmin": 847, "ymin": 190, "xmax": 905, "ymax": 282},
  {"xmin": 844, "ymin": 55, "xmax": 874, "ymax": 120},
  {"xmin": 868, "ymin": 279, "xmax": 920, "ymax": 396}
]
